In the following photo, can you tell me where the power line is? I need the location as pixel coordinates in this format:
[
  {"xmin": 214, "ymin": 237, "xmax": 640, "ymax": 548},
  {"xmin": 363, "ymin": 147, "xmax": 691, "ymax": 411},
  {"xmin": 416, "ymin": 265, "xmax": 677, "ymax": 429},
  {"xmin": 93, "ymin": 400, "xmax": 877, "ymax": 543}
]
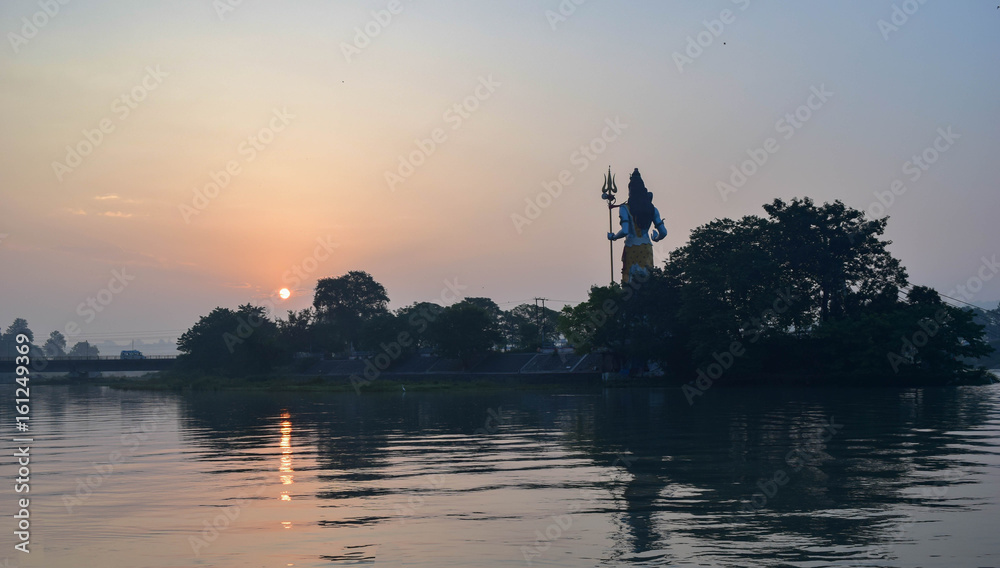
[
  {"xmin": 67, "ymin": 329, "xmax": 185, "ymax": 335},
  {"xmin": 53, "ymin": 331, "xmax": 184, "ymax": 341},
  {"xmin": 935, "ymin": 291, "xmax": 993, "ymax": 313},
  {"xmin": 899, "ymin": 283, "xmax": 993, "ymax": 313},
  {"xmin": 494, "ymin": 299, "xmax": 534, "ymax": 307},
  {"xmin": 493, "ymin": 298, "xmax": 581, "ymax": 307}
]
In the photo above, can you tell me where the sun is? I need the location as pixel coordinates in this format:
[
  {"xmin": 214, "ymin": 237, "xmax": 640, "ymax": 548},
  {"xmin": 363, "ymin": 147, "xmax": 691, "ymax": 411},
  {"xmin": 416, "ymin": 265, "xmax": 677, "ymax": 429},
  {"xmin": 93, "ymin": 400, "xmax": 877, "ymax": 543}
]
[{"xmin": 279, "ymin": 288, "xmax": 291, "ymax": 300}]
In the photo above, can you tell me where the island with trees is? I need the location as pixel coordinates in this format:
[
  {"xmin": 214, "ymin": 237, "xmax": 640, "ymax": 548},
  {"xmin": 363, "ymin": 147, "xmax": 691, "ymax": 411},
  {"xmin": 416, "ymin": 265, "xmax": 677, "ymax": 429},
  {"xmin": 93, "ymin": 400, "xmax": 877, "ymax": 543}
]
[
  {"xmin": 6, "ymin": 198, "xmax": 996, "ymax": 389},
  {"xmin": 164, "ymin": 197, "xmax": 996, "ymax": 389}
]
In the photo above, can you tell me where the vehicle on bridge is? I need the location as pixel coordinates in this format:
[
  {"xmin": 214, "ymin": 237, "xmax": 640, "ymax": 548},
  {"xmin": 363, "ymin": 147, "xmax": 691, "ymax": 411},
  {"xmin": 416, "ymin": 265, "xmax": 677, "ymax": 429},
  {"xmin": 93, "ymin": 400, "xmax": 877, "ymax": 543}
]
[{"xmin": 120, "ymin": 350, "xmax": 146, "ymax": 360}]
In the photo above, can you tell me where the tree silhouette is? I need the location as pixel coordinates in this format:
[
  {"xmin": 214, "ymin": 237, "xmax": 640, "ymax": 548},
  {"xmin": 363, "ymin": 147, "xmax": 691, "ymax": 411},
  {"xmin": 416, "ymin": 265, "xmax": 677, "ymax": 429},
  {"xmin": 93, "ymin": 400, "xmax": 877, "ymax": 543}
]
[
  {"xmin": 427, "ymin": 301, "xmax": 501, "ymax": 367},
  {"xmin": 560, "ymin": 197, "xmax": 993, "ymax": 383},
  {"xmin": 0, "ymin": 318, "xmax": 35, "ymax": 358},
  {"xmin": 313, "ymin": 271, "xmax": 389, "ymax": 350},
  {"xmin": 503, "ymin": 303, "xmax": 560, "ymax": 351},
  {"xmin": 177, "ymin": 304, "xmax": 281, "ymax": 374},
  {"xmin": 43, "ymin": 330, "xmax": 67, "ymax": 357},
  {"xmin": 68, "ymin": 340, "xmax": 100, "ymax": 357}
]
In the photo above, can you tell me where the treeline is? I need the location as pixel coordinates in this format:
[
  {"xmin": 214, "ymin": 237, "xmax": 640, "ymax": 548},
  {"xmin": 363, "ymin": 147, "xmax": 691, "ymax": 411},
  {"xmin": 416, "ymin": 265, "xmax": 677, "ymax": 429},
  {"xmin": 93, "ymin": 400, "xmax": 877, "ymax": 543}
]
[
  {"xmin": 177, "ymin": 197, "xmax": 994, "ymax": 384},
  {"xmin": 0, "ymin": 319, "xmax": 100, "ymax": 359},
  {"xmin": 176, "ymin": 271, "xmax": 561, "ymax": 374},
  {"xmin": 559, "ymin": 197, "xmax": 994, "ymax": 385}
]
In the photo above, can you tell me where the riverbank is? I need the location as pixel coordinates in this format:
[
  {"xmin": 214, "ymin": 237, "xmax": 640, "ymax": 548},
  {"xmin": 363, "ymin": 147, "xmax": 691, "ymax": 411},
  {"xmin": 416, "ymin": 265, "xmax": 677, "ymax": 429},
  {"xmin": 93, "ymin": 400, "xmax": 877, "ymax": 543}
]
[
  {"xmin": 32, "ymin": 366, "xmax": 997, "ymax": 393},
  {"xmin": 78, "ymin": 372, "xmax": 601, "ymax": 393}
]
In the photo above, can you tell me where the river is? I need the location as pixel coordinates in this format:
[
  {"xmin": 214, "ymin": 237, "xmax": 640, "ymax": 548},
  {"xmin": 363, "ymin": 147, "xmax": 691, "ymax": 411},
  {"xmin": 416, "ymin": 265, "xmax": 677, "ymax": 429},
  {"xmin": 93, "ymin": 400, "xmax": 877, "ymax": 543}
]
[{"xmin": 2, "ymin": 384, "xmax": 999, "ymax": 567}]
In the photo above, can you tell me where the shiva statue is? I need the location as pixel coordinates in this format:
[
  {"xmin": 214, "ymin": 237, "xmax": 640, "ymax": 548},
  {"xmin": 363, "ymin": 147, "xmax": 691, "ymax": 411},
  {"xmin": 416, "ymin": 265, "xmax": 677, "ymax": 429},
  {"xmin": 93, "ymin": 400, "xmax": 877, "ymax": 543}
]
[{"xmin": 607, "ymin": 169, "xmax": 667, "ymax": 284}]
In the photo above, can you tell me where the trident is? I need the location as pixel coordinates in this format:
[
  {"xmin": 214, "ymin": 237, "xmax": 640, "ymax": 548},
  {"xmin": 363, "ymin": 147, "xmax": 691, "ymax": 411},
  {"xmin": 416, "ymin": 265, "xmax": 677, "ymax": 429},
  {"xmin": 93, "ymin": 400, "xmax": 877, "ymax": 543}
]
[{"xmin": 601, "ymin": 167, "xmax": 618, "ymax": 285}]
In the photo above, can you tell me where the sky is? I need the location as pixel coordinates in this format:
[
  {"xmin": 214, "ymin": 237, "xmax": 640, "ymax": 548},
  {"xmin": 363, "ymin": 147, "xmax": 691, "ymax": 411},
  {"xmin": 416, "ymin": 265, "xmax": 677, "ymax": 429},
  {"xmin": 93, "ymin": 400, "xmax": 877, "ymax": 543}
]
[{"xmin": 1, "ymin": 0, "xmax": 999, "ymax": 351}]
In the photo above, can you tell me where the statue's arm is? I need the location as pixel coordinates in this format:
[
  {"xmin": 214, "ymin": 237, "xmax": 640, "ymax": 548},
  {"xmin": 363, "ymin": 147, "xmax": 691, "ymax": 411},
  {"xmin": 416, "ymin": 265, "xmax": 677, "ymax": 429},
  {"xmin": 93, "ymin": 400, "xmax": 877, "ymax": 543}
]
[
  {"xmin": 651, "ymin": 208, "xmax": 667, "ymax": 242},
  {"xmin": 608, "ymin": 207, "xmax": 630, "ymax": 241}
]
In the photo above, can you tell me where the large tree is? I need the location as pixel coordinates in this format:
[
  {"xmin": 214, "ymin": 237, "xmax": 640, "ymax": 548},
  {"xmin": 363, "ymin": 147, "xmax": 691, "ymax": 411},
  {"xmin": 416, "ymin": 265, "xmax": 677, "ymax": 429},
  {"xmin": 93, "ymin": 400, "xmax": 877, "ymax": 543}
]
[
  {"xmin": 558, "ymin": 268, "xmax": 683, "ymax": 368},
  {"xmin": 503, "ymin": 303, "xmax": 560, "ymax": 351},
  {"xmin": 813, "ymin": 286, "xmax": 992, "ymax": 380},
  {"xmin": 427, "ymin": 301, "xmax": 501, "ymax": 367},
  {"xmin": 68, "ymin": 341, "xmax": 100, "ymax": 357},
  {"xmin": 561, "ymin": 197, "xmax": 990, "ymax": 383},
  {"xmin": 313, "ymin": 271, "xmax": 389, "ymax": 350},
  {"xmin": 358, "ymin": 312, "xmax": 410, "ymax": 354},
  {"xmin": 276, "ymin": 308, "xmax": 318, "ymax": 354},
  {"xmin": 762, "ymin": 197, "xmax": 907, "ymax": 324},
  {"xmin": 177, "ymin": 304, "xmax": 282, "ymax": 374},
  {"xmin": 0, "ymin": 318, "xmax": 35, "ymax": 358},
  {"xmin": 460, "ymin": 297, "xmax": 508, "ymax": 351},
  {"xmin": 395, "ymin": 301, "xmax": 445, "ymax": 349},
  {"xmin": 43, "ymin": 330, "xmax": 67, "ymax": 358},
  {"xmin": 666, "ymin": 215, "xmax": 787, "ymax": 360},
  {"xmin": 664, "ymin": 198, "xmax": 909, "ymax": 365}
]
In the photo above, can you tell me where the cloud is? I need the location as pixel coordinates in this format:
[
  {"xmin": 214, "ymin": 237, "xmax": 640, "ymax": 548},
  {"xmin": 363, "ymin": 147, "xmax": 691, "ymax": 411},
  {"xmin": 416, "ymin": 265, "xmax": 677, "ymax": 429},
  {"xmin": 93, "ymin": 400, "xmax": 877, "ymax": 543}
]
[
  {"xmin": 66, "ymin": 208, "xmax": 87, "ymax": 215},
  {"xmin": 100, "ymin": 211, "xmax": 134, "ymax": 218},
  {"xmin": 96, "ymin": 194, "xmax": 142, "ymax": 204}
]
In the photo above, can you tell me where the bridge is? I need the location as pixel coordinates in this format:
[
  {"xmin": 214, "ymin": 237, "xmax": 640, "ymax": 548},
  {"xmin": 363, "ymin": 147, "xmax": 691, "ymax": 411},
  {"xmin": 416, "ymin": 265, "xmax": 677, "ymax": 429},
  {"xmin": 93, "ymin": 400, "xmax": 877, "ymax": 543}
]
[{"xmin": 0, "ymin": 355, "xmax": 177, "ymax": 375}]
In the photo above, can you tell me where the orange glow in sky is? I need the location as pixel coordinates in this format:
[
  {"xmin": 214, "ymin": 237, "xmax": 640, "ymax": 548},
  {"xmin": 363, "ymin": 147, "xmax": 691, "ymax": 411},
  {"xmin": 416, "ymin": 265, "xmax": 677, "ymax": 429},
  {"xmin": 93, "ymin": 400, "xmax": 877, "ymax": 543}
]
[{"xmin": 1, "ymin": 2, "xmax": 998, "ymax": 342}]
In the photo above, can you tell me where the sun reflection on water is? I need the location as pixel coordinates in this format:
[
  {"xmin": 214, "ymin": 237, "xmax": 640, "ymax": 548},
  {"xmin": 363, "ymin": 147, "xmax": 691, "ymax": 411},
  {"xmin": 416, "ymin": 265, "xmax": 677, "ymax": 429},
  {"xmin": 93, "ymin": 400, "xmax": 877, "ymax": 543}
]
[{"xmin": 279, "ymin": 412, "xmax": 294, "ymax": 503}]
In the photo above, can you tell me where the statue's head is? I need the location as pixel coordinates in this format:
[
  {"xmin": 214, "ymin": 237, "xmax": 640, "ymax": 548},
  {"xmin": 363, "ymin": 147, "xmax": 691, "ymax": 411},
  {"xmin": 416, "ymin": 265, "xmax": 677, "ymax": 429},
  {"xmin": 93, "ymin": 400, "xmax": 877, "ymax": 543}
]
[
  {"xmin": 628, "ymin": 168, "xmax": 654, "ymax": 233},
  {"xmin": 629, "ymin": 168, "xmax": 654, "ymax": 201}
]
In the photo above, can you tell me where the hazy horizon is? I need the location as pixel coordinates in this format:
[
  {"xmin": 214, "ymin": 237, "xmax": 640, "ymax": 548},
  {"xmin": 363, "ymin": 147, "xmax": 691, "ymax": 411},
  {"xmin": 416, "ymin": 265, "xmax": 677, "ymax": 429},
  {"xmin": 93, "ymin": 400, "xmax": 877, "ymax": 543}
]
[{"xmin": 2, "ymin": 0, "xmax": 999, "ymax": 348}]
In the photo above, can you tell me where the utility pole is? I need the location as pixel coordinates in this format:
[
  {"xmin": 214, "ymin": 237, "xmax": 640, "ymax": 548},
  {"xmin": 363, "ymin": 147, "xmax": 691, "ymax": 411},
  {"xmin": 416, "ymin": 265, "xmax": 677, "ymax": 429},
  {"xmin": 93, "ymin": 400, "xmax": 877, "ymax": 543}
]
[{"xmin": 534, "ymin": 297, "xmax": 549, "ymax": 346}]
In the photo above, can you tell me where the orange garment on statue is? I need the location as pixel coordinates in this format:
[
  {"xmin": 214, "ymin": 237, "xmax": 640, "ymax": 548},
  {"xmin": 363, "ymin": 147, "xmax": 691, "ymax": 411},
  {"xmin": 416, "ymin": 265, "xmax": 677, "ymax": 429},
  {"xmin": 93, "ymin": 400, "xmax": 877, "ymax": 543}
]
[{"xmin": 621, "ymin": 243, "xmax": 653, "ymax": 284}]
